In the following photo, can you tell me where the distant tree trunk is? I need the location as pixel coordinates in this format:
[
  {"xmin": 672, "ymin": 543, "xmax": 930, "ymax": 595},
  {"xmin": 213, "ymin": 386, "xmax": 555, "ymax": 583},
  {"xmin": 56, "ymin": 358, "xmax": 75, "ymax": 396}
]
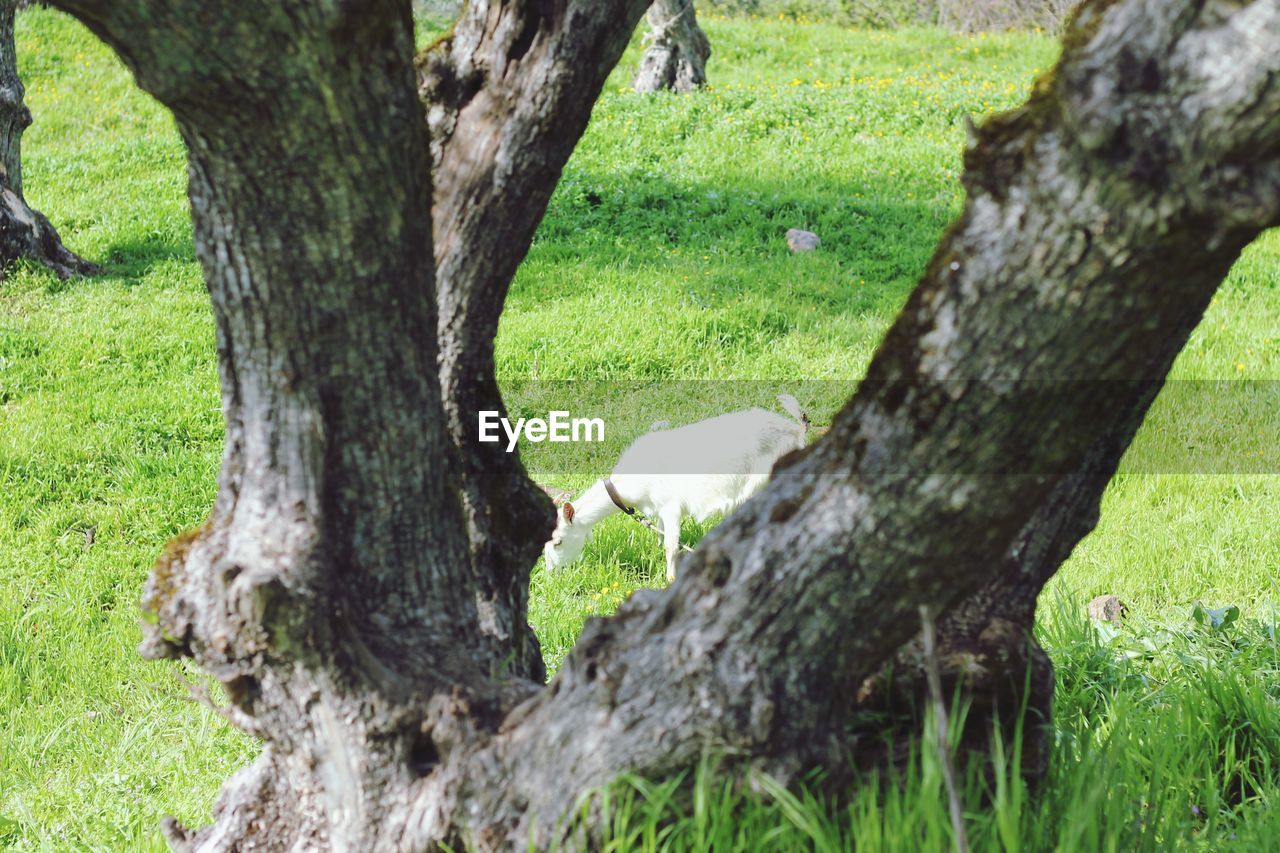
[
  {"xmin": 0, "ymin": 0, "xmax": 91, "ymax": 277},
  {"xmin": 45, "ymin": 0, "xmax": 1280, "ymax": 848},
  {"xmin": 632, "ymin": 0, "xmax": 710, "ymax": 93}
]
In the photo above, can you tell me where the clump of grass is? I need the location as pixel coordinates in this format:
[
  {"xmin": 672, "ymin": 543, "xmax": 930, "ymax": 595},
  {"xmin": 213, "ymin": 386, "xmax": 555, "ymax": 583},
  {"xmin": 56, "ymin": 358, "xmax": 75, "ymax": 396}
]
[{"xmin": 574, "ymin": 606, "xmax": 1280, "ymax": 851}]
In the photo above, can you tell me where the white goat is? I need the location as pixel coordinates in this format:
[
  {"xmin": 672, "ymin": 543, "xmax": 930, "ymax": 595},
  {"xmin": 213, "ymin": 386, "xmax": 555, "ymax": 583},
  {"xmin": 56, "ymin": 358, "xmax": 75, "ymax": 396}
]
[{"xmin": 543, "ymin": 395, "xmax": 808, "ymax": 582}]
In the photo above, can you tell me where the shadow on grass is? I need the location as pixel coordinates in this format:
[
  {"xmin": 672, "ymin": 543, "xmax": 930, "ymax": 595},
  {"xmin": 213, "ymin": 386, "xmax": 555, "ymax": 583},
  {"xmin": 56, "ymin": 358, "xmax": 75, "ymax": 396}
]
[
  {"xmin": 98, "ymin": 235, "xmax": 196, "ymax": 281},
  {"xmin": 517, "ymin": 167, "xmax": 957, "ymax": 326},
  {"xmin": 28, "ymin": 234, "xmax": 196, "ymax": 295}
]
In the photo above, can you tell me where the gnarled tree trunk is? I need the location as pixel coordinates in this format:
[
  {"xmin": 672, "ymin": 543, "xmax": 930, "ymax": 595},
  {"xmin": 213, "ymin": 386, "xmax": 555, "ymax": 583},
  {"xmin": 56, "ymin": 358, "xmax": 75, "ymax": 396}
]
[
  {"xmin": 416, "ymin": 0, "xmax": 654, "ymax": 683},
  {"xmin": 0, "ymin": 0, "xmax": 92, "ymax": 277},
  {"xmin": 44, "ymin": 0, "xmax": 1280, "ymax": 848},
  {"xmin": 632, "ymin": 0, "xmax": 710, "ymax": 93}
]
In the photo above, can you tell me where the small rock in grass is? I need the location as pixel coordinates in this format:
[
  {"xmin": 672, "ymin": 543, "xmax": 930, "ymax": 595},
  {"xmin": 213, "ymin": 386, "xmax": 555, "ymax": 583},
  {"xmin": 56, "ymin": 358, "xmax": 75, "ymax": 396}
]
[
  {"xmin": 1087, "ymin": 594, "xmax": 1127, "ymax": 624},
  {"xmin": 786, "ymin": 228, "xmax": 821, "ymax": 253}
]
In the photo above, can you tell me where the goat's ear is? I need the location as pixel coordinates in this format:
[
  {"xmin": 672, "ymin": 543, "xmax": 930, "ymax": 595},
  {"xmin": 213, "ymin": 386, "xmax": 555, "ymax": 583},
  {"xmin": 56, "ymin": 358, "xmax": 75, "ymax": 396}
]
[{"xmin": 562, "ymin": 502, "xmax": 575, "ymax": 524}]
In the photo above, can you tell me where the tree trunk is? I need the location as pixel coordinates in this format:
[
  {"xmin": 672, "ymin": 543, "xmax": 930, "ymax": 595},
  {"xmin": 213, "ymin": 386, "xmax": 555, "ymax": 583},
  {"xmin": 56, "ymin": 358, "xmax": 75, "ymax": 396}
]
[
  {"xmin": 0, "ymin": 0, "xmax": 92, "ymax": 277},
  {"xmin": 852, "ymin": 401, "xmax": 1161, "ymax": 776},
  {"xmin": 45, "ymin": 0, "xmax": 1280, "ymax": 848},
  {"xmin": 416, "ymin": 0, "xmax": 654, "ymax": 683},
  {"xmin": 632, "ymin": 0, "xmax": 710, "ymax": 93}
]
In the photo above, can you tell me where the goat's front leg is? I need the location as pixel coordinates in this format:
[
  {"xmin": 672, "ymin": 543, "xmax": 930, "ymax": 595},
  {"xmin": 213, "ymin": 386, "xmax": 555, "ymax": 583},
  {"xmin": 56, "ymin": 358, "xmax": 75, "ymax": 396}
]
[{"xmin": 659, "ymin": 507, "xmax": 683, "ymax": 583}]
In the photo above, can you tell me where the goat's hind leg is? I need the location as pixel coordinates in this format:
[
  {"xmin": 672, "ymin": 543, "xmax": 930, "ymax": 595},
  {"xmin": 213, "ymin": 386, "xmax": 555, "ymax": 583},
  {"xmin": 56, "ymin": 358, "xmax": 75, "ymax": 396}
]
[{"xmin": 659, "ymin": 507, "xmax": 683, "ymax": 583}]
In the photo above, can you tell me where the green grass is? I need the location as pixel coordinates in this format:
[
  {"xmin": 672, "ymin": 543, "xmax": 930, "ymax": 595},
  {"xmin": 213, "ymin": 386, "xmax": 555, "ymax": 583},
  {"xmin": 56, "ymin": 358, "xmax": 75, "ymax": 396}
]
[
  {"xmin": 569, "ymin": 604, "xmax": 1280, "ymax": 852},
  {"xmin": 3, "ymin": 7, "xmax": 1279, "ymax": 849}
]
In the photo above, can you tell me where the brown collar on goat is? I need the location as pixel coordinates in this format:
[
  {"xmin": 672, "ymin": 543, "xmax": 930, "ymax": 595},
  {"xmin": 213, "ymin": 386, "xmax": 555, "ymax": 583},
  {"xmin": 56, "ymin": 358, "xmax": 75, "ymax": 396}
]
[{"xmin": 603, "ymin": 478, "xmax": 635, "ymax": 515}]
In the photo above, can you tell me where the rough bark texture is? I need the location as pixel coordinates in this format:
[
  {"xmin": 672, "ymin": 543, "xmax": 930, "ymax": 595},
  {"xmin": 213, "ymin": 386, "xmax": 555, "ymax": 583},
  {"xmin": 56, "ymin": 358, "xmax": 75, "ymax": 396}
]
[
  {"xmin": 53, "ymin": 2, "xmax": 485, "ymax": 848},
  {"xmin": 42, "ymin": 0, "xmax": 1280, "ymax": 848},
  {"xmin": 0, "ymin": 0, "xmax": 92, "ymax": 277},
  {"xmin": 415, "ymin": 0, "xmax": 653, "ymax": 683},
  {"xmin": 852, "ymin": 396, "xmax": 1161, "ymax": 776},
  {"xmin": 632, "ymin": 0, "xmax": 710, "ymax": 93}
]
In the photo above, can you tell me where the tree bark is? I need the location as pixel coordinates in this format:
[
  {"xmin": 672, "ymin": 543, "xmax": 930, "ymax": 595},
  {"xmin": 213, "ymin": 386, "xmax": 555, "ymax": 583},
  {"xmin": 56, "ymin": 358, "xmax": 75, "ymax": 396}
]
[
  {"xmin": 0, "ymin": 0, "xmax": 92, "ymax": 277},
  {"xmin": 852, "ymin": 400, "xmax": 1160, "ymax": 776},
  {"xmin": 632, "ymin": 0, "xmax": 710, "ymax": 93},
  {"xmin": 43, "ymin": 0, "xmax": 1280, "ymax": 848},
  {"xmin": 416, "ymin": 0, "xmax": 653, "ymax": 683}
]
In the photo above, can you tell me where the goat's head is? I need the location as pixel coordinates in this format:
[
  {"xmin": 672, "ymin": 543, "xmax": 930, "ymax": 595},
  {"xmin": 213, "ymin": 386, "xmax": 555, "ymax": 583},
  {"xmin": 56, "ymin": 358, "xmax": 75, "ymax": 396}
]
[{"xmin": 543, "ymin": 500, "xmax": 587, "ymax": 572}]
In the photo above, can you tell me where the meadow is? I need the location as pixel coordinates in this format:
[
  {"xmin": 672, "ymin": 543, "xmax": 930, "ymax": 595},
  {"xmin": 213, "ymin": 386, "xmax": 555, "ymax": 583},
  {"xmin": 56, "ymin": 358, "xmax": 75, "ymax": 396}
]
[{"xmin": 1, "ymin": 7, "xmax": 1278, "ymax": 850}]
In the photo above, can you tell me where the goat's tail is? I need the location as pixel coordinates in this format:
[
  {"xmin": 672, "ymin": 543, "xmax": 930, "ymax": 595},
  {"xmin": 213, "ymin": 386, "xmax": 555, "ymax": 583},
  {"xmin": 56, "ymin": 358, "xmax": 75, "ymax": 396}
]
[{"xmin": 777, "ymin": 393, "xmax": 810, "ymax": 436}]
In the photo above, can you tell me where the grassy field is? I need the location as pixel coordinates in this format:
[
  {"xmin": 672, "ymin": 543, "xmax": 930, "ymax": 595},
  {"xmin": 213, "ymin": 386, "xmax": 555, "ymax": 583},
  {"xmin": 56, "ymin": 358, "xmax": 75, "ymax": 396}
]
[{"xmin": 2, "ymin": 8, "xmax": 1278, "ymax": 850}]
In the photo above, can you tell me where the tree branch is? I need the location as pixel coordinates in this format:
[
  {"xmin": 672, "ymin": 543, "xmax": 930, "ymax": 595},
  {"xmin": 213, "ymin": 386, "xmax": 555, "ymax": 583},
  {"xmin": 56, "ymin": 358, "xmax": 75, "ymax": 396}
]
[{"xmin": 416, "ymin": 0, "xmax": 652, "ymax": 680}]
